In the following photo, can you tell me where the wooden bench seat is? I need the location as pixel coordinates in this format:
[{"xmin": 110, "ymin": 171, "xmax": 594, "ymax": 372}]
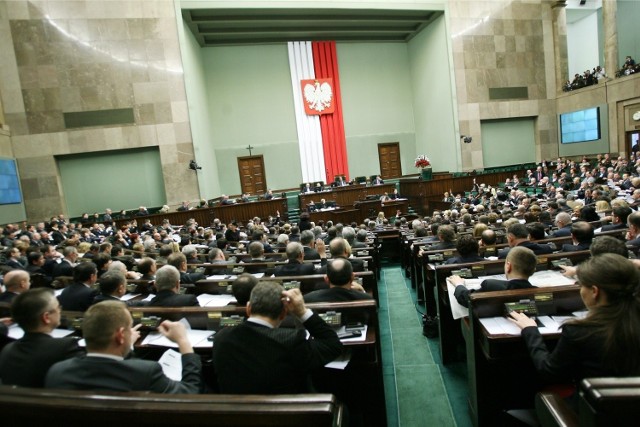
[{"xmin": 0, "ymin": 386, "xmax": 344, "ymax": 427}]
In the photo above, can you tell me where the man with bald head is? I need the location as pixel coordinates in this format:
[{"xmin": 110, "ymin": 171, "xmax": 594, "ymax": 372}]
[
  {"xmin": 304, "ymin": 258, "xmax": 371, "ymax": 303},
  {"xmin": 321, "ymin": 237, "xmax": 365, "ymax": 272},
  {"xmin": 450, "ymin": 246, "xmax": 537, "ymax": 308},
  {"xmin": 0, "ymin": 269, "xmax": 31, "ymax": 304}
]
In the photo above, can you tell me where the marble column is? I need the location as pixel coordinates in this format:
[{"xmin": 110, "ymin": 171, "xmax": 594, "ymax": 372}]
[
  {"xmin": 601, "ymin": 0, "xmax": 618, "ymax": 78},
  {"xmin": 551, "ymin": 1, "xmax": 568, "ymax": 95}
]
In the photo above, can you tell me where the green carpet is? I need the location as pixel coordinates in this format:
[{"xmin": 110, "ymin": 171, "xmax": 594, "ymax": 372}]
[{"xmin": 379, "ymin": 264, "xmax": 472, "ymax": 427}]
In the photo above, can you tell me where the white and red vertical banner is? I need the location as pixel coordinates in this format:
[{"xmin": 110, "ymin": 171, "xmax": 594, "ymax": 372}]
[{"xmin": 288, "ymin": 41, "xmax": 349, "ymax": 184}]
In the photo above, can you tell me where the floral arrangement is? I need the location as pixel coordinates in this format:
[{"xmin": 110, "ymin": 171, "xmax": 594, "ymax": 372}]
[{"xmin": 414, "ymin": 155, "xmax": 431, "ymax": 169}]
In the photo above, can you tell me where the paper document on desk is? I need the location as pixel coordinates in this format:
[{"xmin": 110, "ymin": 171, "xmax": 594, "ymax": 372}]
[
  {"xmin": 7, "ymin": 325, "xmax": 75, "ymax": 340},
  {"xmin": 325, "ymin": 348, "xmax": 352, "ymax": 370},
  {"xmin": 197, "ymin": 293, "xmax": 237, "ymax": 307},
  {"xmin": 142, "ymin": 294, "xmax": 155, "ymax": 302},
  {"xmin": 446, "ymin": 282, "xmax": 469, "ymax": 320},
  {"xmin": 158, "ymin": 349, "xmax": 182, "ymax": 381},
  {"xmin": 526, "ymin": 270, "xmax": 576, "ymax": 287},
  {"xmin": 120, "ymin": 293, "xmax": 140, "ymax": 301},
  {"xmin": 207, "ymin": 274, "xmax": 237, "ymax": 280},
  {"xmin": 142, "ymin": 329, "xmax": 214, "ymax": 348},
  {"xmin": 479, "ymin": 316, "xmax": 562, "ymax": 336}
]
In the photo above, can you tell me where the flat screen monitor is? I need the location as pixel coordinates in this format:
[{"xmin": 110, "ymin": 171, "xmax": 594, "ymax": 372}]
[
  {"xmin": 0, "ymin": 159, "xmax": 22, "ymax": 205},
  {"xmin": 559, "ymin": 107, "xmax": 601, "ymax": 144}
]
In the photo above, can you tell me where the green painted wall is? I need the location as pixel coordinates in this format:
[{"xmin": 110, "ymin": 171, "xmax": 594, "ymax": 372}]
[
  {"xmin": 57, "ymin": 148, "xmax": 166, "ymax": 217},
  {"xmin": 202, "ymin": 44, "xmax": 300, "ymax": 195},
  {"xmin": 617, "ymin": 0, "xmax": 640, "ymax": 67},
  {"xmin": 481, "ymin": 118, "xmax": 536, "ymax": 168},
  {"xmin": 408, "ymin": 14, "xmax": 459, "ymax": 174},
  {"xmin": 338, "ymin": 43, "xmax": 416, "ymax": 178},
  {"xmin": 178, "ymin": 10, "xmax": 221, "ymax": 198}
]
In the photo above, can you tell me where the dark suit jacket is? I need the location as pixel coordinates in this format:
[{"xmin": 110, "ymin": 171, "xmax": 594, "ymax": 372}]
[
  {"xmin": 454, "ymin": 278, "xmax": 534, "ymax": 308},
  {"xmin": 303, "ymin": 246, "xmax": 321, "ymax": 261},
  {"xmin": 552, "ymin": 226, "xmax": 572, "ymax": 238},
  {"xmin": 0, "ymin": 332, "xmax": 84, "ymax": 387},
  {"xmin": 521, "ymin": 323, "xmax": 612, "ymax": 383},
  {"xmin": 304, "ymin": 287, "xmax": 373, "ymax": 303},
  {"xmin": 274, "ymin": 261, "xmax": 316, "ymax": 277},
  {"xmin": 179, "ymin": 271, "xmax": 205, "ymax": 285},
  {"xmin": 444, "ymin": 255, "xmax": 485, "ymax": 265},
  {"xmin": 45, "ymin": 353, "xmax": 201, "ymax": 394},
  {"xmin": 600, "ymin": 223, "xmax": 625, "ymax": 232},
  {"xmin": 212, "ymin": 313, "xmax": 342, "ymax": 394},
  {"xmin": 148, "ymin": 290, "xmax": 199, "ymax": 307},
  {"xmin": 498, "ymin": 241, "xmax": 554, "ymax": 259},
  {"xmin": 0, "ymin": 291, "xmax": 18, "ymax": 304},
  {"xmin": 561, "ymin": 241, "xmax": 592, "ymax": 252},
  {"xmin": 58, "ymin": 283, "xmax": 98, "ymax": 312},
  {"xmin": 317, "ymin": 256, "xmax": 364, "ymax": 274},
  {"xmin": 52, "ymin": 259, "xmax": 74, "ymax": 278}
]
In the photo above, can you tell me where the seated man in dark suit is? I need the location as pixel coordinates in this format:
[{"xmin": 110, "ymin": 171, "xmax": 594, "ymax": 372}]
[
  {"xmin": 450, "ymin": 246, "xmax": 537, "ymax": 308},
  {"xmin": 45, "ymin": 300, "xmax": 201, "ymax": 393},
  {"xmin": 498, "ymin": 223, "xmax": 553, "ymax": 259},
  {"xmin": 551, "ymin": 212, "xmax": 573, "ymax": 237},
  {"xmin": 317, "ymin": 237, "xmax": 364, "ymax": 273},
  {"xmin": 92, "ymin": 271, "xmax": 147, "ymax": 307},
  {"xmin": 304, "ymin": 258, "xmax": 371, "ymax": 303},
  {"xmin": 57, "ymin": 262, "xmax": 99, "ymax": 312},
  {"xmin": 0, "ymin": 269, "xmax": 31, "ymax": 305},
  {"xmin": 241, "ymin": 241, "xmax": 275, "ymax": 275},
  {"xmin": 231, "ymin": 273, "xmax": 258, "ymax": 306},
  {"xmin": 274, "ymin": 242, "xmax": 316, "ymax": 276},
  {"xmin": 561, "ymin": 221, "xmax": 594, "ymax": 252},
  {"xmin": 300, "ymin": 230, "xmax": 322, "ymax": 260},
  {"xmin": 148, "ymin": 265, "xmax": 199, "ymax": 307},
  {"xmin": 0, "ymin": 288, "xmax": 84, "ymax": 387},
  {"xmin": 167, "ymin": 252, "xmax": 205, "ymax": 285},
  {"xmin": 212, "ymin": 282, "xmax": 342, "ymax": 393},
  {"xmin": 444, "ymin": 234, "xmax": 485, "ymax": 265},
  {"xmin": 600, "ymin": 206, "xmax": 631, "ymax": 232},
  {"xmin": 52, "ymin": 246, "xmax": 78, "ymax": 278}
]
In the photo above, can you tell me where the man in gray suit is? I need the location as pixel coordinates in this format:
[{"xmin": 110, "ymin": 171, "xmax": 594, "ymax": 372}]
[{"xmin": 45, "ymin": 300, "xmax": 201, "ymax": 393}]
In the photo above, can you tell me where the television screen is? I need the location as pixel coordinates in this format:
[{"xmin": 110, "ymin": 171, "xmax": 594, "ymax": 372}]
[
  {"xmin": 560, "ymin": 107, "xmax": 601, "ymax": 144},
  {"xmin": 0, "ymin": 159, "xmax": 22, "ymax": 204}
]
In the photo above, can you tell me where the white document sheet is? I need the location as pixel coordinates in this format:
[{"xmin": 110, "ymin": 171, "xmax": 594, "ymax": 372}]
[
  {"xmin": 120, "ymin": 293, "xmax": 140, "ymax": 301},
  {"xmin": 7, "ymin": 325, "xmax": 75, "ymax": 340},
  {"xmin": 446, "ymin": 282, "xmax": 470, "ymax": 320},
  {"xmin": 141, "ymin": 329, "xmax": 214, "ymax": 348},
  {"xmin": 158, "ymin": 349, "xmax": 183, "ymax": 381},
  {"xmin": 325, "ymin": 348, "xmax": 352, "ymax": 370},
  {"xmin": 479, "ymin": 315, "xmax": 563, "ymax": 336},
  {"xmin": 196, "ymin": 293, "xmax": 237, "ymax": 307}
]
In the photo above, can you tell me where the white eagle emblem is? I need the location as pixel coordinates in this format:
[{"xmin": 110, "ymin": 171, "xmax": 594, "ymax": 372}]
[{"xmin": 303, "ymin": 81, "xmax": 333, "ymax": 113}]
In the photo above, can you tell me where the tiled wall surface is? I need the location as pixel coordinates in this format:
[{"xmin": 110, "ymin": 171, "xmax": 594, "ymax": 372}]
[{"xmin": 0, "ymin": 0, "xmax": 198, "ymax": 221}]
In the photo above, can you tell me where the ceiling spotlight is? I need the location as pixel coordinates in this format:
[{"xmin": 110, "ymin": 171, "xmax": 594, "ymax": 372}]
[{"xmin": 460, "ymin": 135, "xmax": 473, "ymax": 144}]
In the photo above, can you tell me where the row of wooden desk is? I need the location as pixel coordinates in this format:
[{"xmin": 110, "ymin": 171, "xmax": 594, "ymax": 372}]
[
  {"xmin": 299, "ymin": 183, "xmax": 396, "ymax": 209},
  {"xmin": 308, "ymin": 199, "xmax": 408, "ymax": 224}
]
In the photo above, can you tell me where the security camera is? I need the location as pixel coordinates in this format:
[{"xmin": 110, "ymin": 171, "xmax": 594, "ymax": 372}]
[
  {"xmin": 189, "ymin": 160, "xmax": 202, "ymax": 170},
  {"xmin": 461, "ymin": 135, "xmax": 473, "ymax": 144}
]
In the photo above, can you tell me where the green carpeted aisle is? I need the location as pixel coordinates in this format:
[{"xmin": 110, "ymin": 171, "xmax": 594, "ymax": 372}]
[{"xmin": 378, "ymin": 263, "xmax": 473, "ymax": 427}]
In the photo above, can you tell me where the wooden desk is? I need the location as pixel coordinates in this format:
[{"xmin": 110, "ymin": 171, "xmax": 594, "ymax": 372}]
[
  {"xmin": 431, "ymin": 251, "xmax": 591, "ymax": 365},
  {"xmin": 299, "ymin": 184, "xmax": 395, "ymax": 210},
  {"xmin": 465, "ymin": 285, "xmax": 584, "ymax": 427},
  {"xmin": 112, "ymin": 198, "xmax": 288, "ymax": 228},
  {"xmin": 309, "ymin": 208, "xmax": 360, "ymax": 224}
]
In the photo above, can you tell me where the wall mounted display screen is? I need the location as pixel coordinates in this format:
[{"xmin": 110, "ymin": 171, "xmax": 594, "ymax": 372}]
[
  {"xmin": 560, "ymin": 107, "xmax": 601, "ymax": 144},
  {"xmin": 0, "ymin": 159, "xmax": 22, "ymax": 205}
]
